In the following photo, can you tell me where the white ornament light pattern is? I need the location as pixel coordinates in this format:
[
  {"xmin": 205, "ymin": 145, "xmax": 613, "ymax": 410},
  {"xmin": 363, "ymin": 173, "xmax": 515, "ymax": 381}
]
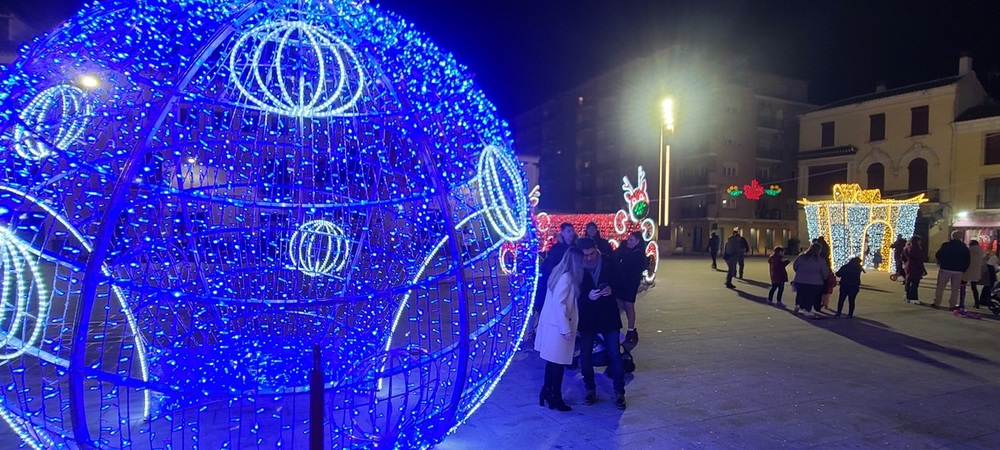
[
  {"xmin": 477, "ymin": 145, "xmax": 529, "ymax": 242},
  {"xmin": 229, "ymin": 20, "xmax": 365, "ymax": 117},
  {"xmin": 12, "ymin": 85, "xmax": 92, "ymax": 160},
  {"xmin": 288, "ymin": 219, "xmax": 351, "ymax": 276},
  {"xmin": 0, "ymin": 228, "xmax": 49, "ymax": 361}
]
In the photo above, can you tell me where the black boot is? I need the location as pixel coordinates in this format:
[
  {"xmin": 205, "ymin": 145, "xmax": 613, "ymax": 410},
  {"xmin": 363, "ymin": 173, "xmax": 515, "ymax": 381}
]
[
  {"xmin": 539, "ymin": 385, "xmax": 549, "ymax": 407},
  {"xmin": 546, "ymin": 392, "xmax": 572, "ymax": 411}
]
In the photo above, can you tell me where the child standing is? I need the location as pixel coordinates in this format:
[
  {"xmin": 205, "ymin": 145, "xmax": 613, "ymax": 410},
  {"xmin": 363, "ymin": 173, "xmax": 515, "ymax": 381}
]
[
  {"xmin": 835, "ymin": 256, "xmax": 866, "ymax": 318},
  {"xmin": 767, "ymin": 247, "xmax": 790, "ymax": 307}
]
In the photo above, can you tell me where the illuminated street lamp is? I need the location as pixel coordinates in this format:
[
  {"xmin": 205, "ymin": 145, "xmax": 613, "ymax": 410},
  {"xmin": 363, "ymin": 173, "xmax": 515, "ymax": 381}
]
[{"xmin": 659, "ymin": 97, "xmax": 674, "ymax": 237}]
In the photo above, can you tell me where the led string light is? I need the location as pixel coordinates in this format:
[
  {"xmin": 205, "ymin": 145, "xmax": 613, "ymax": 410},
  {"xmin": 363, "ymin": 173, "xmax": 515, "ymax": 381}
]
[
  {"xmin": 799, "ymin": 184, "xmax": 925, "ymax": 270},
  {"xmin": 0, "ymin": 0, "xmax": 538, "ymax": 448},
  {"xmin": 0, "ymin": 228, "xmax": 50, "ymax": 361},
  {"xmin": 12, "ymin": 84, "xmax": 92, "ymax": 160},
  {"xmin": 477, "ymin": 145, "xmax": 529, "ymax": 242},
  {"xmin": 288, "ymin": 219, "xmax": 351, "ymax": 276},
  {"xmin": 0, "ymin": 185, "xmax": 151, "ymax": 420},
  {"xmin": 229, "ymin": 20, "xmax": 366, "ymax": 117}
]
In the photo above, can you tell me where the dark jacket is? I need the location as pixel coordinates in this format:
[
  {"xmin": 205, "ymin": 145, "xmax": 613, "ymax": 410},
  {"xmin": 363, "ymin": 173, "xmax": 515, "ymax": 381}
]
[
  {"xmin": 593, "ymin": 236, "xmax": 614, "ymax": 256},
  {"xmin": 707, "ymin": 234, "xmax": 720, "ymax": 252},
  {"xmin": 577, "ymin": 254, "xmax": 622, "ymax": 332},
  {"xmin": 904, "ymin": 245, "xmax": 926, "ymax": 281},
  {"xmin": 615, "ymin": 244, "xmax": 647, "ymax": 302},
  {"xmin": 836, "ymin": 260, "xmax": 865, "ymax": 290},
  {"xmin": 935, "ymin": 239, "xmax": 971, "ymax": 272},
  {"xmin": 768, "ymin": 253, "xmax": 789, "ymax": 284},
  {"xmin": 891, "ymin": 237, "xmax": 907, "ymax": 260}
]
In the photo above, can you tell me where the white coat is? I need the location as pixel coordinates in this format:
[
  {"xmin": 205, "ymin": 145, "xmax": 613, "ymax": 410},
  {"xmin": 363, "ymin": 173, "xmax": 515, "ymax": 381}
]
[
  {"xmin": 533, "ymin": 272, "xmax": 579, "ymax": 364},
  {"xmin": 964, "ymin": 245, "xmax": 986, "ymax": 283}
]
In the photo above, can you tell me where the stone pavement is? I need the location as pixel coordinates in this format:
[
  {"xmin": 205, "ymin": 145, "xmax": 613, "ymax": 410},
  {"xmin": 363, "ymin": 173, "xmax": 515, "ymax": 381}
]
[
  {"xmin": 1, "ymin": 256, "xmax": 997, "ymax": 449},
  {"xmin": 437, "ymin": 256, "xmax": 1000, "ymax": 449}
]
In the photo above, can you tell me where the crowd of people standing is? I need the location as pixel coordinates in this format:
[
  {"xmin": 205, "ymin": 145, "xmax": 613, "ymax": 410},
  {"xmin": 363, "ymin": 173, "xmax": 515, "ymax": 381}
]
[{"xmin": 530, "ymin": 221, "xmax": 650, "ymax": 412}]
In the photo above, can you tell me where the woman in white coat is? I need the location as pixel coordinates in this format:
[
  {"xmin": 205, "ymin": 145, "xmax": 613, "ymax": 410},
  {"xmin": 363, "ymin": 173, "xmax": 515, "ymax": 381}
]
[{"xmin": 534, "ymin": 247, "xmax": 584, "ymax": 411}]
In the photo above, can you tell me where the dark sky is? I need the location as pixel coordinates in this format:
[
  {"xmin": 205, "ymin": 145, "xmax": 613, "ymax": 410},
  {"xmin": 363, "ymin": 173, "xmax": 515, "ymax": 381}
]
[{"xmin": 10, "ymin": 0, "xmax": 1000, "ymax": 119}]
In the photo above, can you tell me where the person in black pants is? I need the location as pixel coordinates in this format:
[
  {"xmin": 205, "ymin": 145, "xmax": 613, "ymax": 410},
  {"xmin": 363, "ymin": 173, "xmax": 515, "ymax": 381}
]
[
  {"xmin": 737, "ymin": 234, "xmax": 750, "ymax": 279},
  {"xmin": 835, "ymin": 257, "xmax": 865, "ymax": 318},
  {"xmin": 616, "ymin": 231, "xmax": 646, "ymax": 348},
  {"xmin": 575, "ymin": 237, "xmax": 627, "ymax": 410},
  {"xmin": 706, "ymin": 231, "xmax": 720, "ymax": 270}
]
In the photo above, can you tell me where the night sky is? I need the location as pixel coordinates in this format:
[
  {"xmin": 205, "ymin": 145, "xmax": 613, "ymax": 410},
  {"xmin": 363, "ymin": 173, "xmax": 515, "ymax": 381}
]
[{"xmin": 9, "ymin": 0, "xmax": 1000, "ymax": 119}]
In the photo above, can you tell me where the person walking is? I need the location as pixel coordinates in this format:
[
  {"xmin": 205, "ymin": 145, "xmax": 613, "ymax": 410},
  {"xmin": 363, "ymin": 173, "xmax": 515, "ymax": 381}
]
[
  {"xmin": 616, "ymin": 231, "xmax": 645, "ymax": 350},
  {"xmin": 903, "ymin": 236, "xmax": 927, "ymax": 304},
  {"xmin": 534, "ymin": 247, "xmax": 584, "ymax": 412},
  {"xmin": 792, "ymin": 243, "xmax": 831, "ymax": 318},
  {"xmin": 981, "ymin": 250, "xmax": 999, "ymax": 308},
  {"xmin": 723, "ymin": 230, "xmax": 746, "ymax": 288},
  {"xmin": 737, "ymin": 233, "xmax": 751, "ymax": 279},
  {"xmin": 707, "ymin": 231, "xmax": 720, "ymax": 270},
  {"xmin": 575, "ymin": 237, "xmax": 627, "ymax": 410},
  {"xmin": 933, "ymin": 230, "xmax": 971, "ymax": 310},
  {"xmin": 585, "ymin": 222, "xmax": 614, "ymax": 256},
  {"xmin": 960, "ymin": 240, "xmax": 986, "ymax": 310},
  {"xmin": 835, "ymin": 256, "xmax": 865, "ymax": 318},
  {"xmin": 890, "ymin": 234, "xmax": 907, "ymax": 280},
  {"xmin": 767, "ymin": 247, "xmax": 789, "ymax": 307}
]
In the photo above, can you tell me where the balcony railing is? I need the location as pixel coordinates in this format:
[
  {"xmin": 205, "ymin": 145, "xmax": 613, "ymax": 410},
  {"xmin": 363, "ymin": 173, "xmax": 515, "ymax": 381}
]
[
  {"xmin": 754, "ymin": 208, "xmax": 784, "ymax": 220},
  {"xmin": 678, "ymin": 207, "xmax": 708, "ymax": 219},
  {"xmin": 881, "ymin": 188, "xmax": 939, "ymax": 203},
  {"xmin": 755, "ymin": 147, "xmax": 783, "ymax": 160},
  {"xmin": 678, "ymin": 174, "xmax": 711, "ymax": 186}
]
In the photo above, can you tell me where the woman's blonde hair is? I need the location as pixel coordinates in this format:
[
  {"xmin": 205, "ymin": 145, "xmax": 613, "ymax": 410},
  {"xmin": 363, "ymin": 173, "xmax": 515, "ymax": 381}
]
[{"xmin": 547, "ymin": 247, "xmax": 585, "ymax": 291}]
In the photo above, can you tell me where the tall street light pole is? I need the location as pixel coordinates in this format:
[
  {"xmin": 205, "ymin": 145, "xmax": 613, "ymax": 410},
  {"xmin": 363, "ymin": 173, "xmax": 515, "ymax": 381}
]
[{"xmin": 659, "ymin": 97, "xmax": 674, "ymax": 239}]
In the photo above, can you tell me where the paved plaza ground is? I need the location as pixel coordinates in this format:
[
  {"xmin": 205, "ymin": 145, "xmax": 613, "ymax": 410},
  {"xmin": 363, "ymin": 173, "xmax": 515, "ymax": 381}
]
[
  {"xmin": 438, "ymin": 255, "xmax": 1000, "ymax": 449},
  {"xmin": 2, "ymin": 256, "xmax": 998, "ymax": 449}
]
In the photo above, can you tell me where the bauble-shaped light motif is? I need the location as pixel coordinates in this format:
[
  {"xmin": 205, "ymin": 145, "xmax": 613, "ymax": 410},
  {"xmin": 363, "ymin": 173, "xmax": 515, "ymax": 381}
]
[
  {"xmin": 12, "ymin": 85, "xmax": 92, "ymax": 160},
  {"xmin": 229, "ymin": 20, "xmax": 365, "ymax": 118},
  {"xmin": 288, "ymin": 219, "xmax": 351, "ymax": 277}
]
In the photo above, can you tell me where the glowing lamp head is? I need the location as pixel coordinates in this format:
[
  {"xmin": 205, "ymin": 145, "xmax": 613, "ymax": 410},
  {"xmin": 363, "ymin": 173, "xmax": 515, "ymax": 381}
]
[
  {"xmin": 662, "ymin": 97, "xmax": 674, "ymax": 132},
  {"xmin": 957, "ymin": 211, "xmax": 970, "ymax": 220},
  {"xmin": 78, "ymin": 75, "xmax": 100, "ymax": 88}
]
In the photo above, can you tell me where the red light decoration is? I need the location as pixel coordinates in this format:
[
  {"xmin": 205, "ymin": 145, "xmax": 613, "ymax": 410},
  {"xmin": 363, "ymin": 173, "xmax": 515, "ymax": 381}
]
[
  {"xmin": 527, "ymin": 166, "xmax": 660, "ymax": 284},
  {"xmin": 728, "ymin": 179, "xmax": 780, "ymax": 200},
  {"xmin": 743, "ymin": 179, "xmax": 764, "ymax": 200}
]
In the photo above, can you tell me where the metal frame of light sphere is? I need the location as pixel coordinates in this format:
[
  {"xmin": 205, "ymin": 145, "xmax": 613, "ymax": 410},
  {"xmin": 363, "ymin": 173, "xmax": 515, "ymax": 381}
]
[{"xmin": 0, "ymin": 0, "xmax": 537, "ymax": 448}]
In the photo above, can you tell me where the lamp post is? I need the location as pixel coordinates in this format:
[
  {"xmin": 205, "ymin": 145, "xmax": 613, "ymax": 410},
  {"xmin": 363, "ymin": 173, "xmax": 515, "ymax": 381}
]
[{"xmin": 659, "ymin": 97, "xmax": 674, "ymax": 239}]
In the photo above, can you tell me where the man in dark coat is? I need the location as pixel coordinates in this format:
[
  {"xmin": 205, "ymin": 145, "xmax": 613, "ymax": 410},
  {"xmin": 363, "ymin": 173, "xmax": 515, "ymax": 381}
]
[
  {"xmin": 576, "ymin": 237, "xmax": 626, "ymax": 410},
  {"xmin": 934, "ymin": 230, "xmax": 971, "ymax": 310},
  {"xmin": 706, "ymin": 231, "xmax": 720, "ymax": 270},
  {"xmin": 723, "ymin": 230, "xmax": 746, "ymax": 288},
  {"xmin": 738, "ymin": 234, "xmax": 750, "ymax": 279}
]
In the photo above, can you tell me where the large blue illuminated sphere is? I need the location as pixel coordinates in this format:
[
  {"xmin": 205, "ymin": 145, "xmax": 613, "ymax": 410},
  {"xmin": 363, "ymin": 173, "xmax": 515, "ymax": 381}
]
[{"xmin": 0, "ymin": 0, "xmax": 537, "ymax": 448}]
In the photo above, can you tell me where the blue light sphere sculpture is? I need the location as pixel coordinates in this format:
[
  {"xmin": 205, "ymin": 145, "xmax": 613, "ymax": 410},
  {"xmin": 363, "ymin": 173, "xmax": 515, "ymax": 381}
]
[{"xmin": 0, "ymin": 0, "xmax": 538, "ymax": 448}]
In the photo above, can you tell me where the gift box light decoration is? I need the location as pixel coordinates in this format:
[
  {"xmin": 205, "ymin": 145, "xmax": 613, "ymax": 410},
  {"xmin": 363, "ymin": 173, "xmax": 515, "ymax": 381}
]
[
  {"xmin": 532, "ymin": 166, "xmax": 659, "ymax": 284},
  {"xmin": 0, "ymin": 0, "xmax": 538, "ymax": 448},
  {"xmin": 798, "ymin": 184, "xmax": 926, "ymax": 270}
]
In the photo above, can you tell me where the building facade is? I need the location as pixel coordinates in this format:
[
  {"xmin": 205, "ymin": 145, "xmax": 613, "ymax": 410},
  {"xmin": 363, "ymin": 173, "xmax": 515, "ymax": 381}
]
[
  {"xmin": 515, "ymin": 48, "xmax": 813, "ymax": 255},
  {"xmin": 797, "ymin": 55, "xmax": 991, "ymax": 259},
  {"xmin": 952, "ymin": 104, "xmax": 1000, "ymax": 249}
]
